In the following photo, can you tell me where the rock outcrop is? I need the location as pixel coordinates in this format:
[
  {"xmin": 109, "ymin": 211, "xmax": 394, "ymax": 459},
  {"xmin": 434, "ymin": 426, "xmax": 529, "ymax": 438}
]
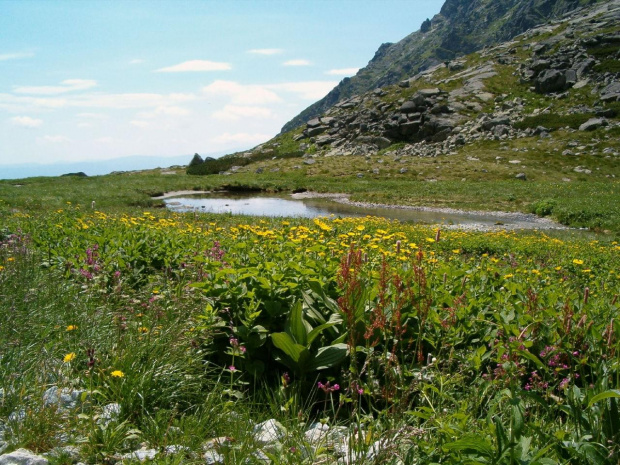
[{"xmin": 281, "ymin": 0, "xmax": 602, "ymax": 133}]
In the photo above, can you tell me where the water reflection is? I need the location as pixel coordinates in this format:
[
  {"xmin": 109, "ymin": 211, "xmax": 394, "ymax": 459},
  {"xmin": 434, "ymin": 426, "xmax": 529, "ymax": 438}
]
[{"xmin": 163, "ymin": 192, "xmax": 558, "ymax": 229}]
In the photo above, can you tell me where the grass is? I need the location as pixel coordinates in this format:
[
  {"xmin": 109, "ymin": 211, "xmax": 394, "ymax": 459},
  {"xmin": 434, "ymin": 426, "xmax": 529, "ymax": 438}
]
[
  {"xmin": 1, "ymin": 206, "xmax": 619, "ymax": 464},
  {"xmin": 2, "ymin": 152, "xmax": 620, "ymax": 235}
]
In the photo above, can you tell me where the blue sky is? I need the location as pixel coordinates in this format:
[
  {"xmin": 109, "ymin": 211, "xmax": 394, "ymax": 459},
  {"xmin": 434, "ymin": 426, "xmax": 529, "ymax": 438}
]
[{"xmin": 1, "ymin": 0, "xmax": 444, "ymax": 171}]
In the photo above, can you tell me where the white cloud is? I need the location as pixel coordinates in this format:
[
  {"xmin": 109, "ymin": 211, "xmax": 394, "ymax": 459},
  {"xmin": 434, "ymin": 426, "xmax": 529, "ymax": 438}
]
[
  {"xmin": 247, "ymin": 48, "xmax": 283, "ymax": 55},
  {"xmin": 155, "ymin": 60, "xmax": 231, "ymax": 72},
  {"xmin": 0, "ymin": 52, "xmax": 34, "ymax": 61},
  {"xmin": 325, "ymin": 67, "xmax": 360, "ymax": 76},
  {"xmin": 211, "ymin": 132, "xmax": 272, "ymax": 146},
  {"xmin": 212, "ymin": 105, "xmax": 275, "ymax": 121},
  {"xmin": 283, "ymin": 59, "xmax": 311, "ymax": 66},
  {"xmin": 14, "ymin": 79, "xmax": 97, "ymax": 95},
  {"xmin": 0, "ymin": 91, "xmax": 196, "ymax": 112},
  {"xmin": 202, "ymin": 80, "xmax": 282, "ymax": 105},
  {"xmin": 130, "ymin": 120, "xmax": 150, "ymax": 128},
  {"xmin": 77, "ymin": 112, "xmax": 107, "ymax": 119},
  {"xmin": 11, "ymin": 116, "xmax": 43, "ymax": 127},
  {"xmin": 43, "ymin": 135, "xmax": 70, "ymax": 143},
  {"xmin": 129, "ymin": 59, "xmax": 145, "ymax": 64},
  {"xmin": 77, "ymin": 122, "xmax": 92, "ymax": 128},
  {"xmin": 138, "ymin": 105, "xmax": 191, "ymax": 119},
  {"xmin": 95, "ymin": 137, "xmax": 114, "ymax": 143},
  {"xmin": 267, "ymin": 81, "xmax": 338, "ymax": 100}
]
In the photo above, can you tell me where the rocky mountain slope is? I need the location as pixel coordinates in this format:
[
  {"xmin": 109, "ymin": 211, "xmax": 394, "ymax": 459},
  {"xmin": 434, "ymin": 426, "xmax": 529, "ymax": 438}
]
[
  {"xmin": 281, "ymin": 0, "xmax": 602, "ymax": 133},
  {"xmin": 189, "ymin": 0, "xmax": 619, "ymax": 186}
]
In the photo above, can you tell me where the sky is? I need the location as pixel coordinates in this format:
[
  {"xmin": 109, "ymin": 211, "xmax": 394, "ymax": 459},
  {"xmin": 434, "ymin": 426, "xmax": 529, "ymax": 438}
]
[{"xmin": 0, "ymin": 0, "xmax": 444, "ymax": 176}]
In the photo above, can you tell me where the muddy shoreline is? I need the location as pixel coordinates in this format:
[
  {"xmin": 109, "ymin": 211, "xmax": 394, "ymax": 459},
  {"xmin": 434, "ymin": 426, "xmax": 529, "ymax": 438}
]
[{"xmin": 290, "ymin": 191, "xmax": 567, "ymax": 231}]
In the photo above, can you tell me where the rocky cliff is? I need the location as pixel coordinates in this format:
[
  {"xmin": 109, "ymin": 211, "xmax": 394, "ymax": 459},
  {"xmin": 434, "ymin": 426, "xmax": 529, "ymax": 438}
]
[{"xmin": 280, "ymin": 0, "xmax": 600, "ymax": 133}]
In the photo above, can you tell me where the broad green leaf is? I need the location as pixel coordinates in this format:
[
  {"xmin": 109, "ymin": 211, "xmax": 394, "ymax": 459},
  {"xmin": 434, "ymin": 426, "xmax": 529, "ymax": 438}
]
[
  {"xmin": 308, "ymin": 343, "xmax": 348, "ymax": 370},
  {"xmin": 307, "ymin": 321, "xmax": 339, "ymax": 345},
  {"xmin": 515, "ymin": 349, "xmax": 544, "ymax": 369},
  {"xmin": 444, "ymin": 436, "xmax": 494, "ymax": 457},
  {"xmin": 286, "ymin": 301, "xmax": 310, "ymax": 345},
  {"xmin": 587, "ymin": 389, "xmax": 620, "ymax": 408},
  {"xmin": 271, "ymin": 332, "xmax": 305, "ymax": 363}
]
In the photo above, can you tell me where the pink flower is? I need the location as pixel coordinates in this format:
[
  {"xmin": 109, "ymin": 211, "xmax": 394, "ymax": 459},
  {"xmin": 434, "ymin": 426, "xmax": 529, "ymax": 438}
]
[{"xmin": 318, "ymin": 381, "xmax": 339, "ymax": 393}]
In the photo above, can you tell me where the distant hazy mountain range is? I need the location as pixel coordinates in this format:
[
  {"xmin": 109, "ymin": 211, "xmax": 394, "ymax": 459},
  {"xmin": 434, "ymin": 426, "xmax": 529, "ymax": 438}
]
[{"xmin": 0, "ymin": 153, "xmax": 225, "ymax": 180}]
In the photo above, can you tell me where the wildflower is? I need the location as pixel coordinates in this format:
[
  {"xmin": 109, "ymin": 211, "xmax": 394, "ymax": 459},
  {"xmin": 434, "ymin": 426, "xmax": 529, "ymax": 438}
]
[
  {"xmin": 111, "ymin": 370, "xmax": 124, "ymax": 378},
  {"xmin": 63, "ymin": 352, "xmax": 76, "ymax": 363},
  {"xmin": 228, "ymin": 365, "xmax": 236, "ymax": 372},
  {"xmin": 66, "ymin": 325, "xmax": 78, "ymax": 331},
  {"xmin": 138, "ymin": 327, "xmax": 149, "ymax": 334},
  {"xmin": 573, "ymin": 259, "xmax": 584, "ymax": 265},
  {"xmin": 281, "ymin": 372, "xmax": 291, "ymax": 388},
  {"xmin": 317, "ymin": 381, "xmax": 339, "ymax": 393}
]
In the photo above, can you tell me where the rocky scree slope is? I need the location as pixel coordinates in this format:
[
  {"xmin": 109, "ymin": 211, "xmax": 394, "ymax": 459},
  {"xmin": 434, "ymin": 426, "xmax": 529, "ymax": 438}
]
[
  {"xmin": 281, "ymin": 0, "xmax": 602, "ymax": 133},
  {"xmin": 215, "ymin": 0, "xmax": 619, "ymax": 180}
]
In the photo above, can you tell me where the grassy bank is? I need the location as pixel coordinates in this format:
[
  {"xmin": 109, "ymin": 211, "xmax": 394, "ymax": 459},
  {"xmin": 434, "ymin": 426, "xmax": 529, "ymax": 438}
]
[{"xmin": 2, "ymin": 169, "xmax": 620, "ymax": 234}]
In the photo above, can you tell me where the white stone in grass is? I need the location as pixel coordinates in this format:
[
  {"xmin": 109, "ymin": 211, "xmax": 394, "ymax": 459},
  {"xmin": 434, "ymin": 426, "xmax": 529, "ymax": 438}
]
[
  {"xmin": 164, "ymin": 444, "xmax": 188, "ymax": 454},
  {"xmin": 0, "ymin": 448, "xmax": 49, "ymax": 465},
  {"xmin": 203, "ymin": 449, "xmax": 224, "ymax": 464},
  {"xmin": 304, "ymin": 422, "xmax": 330, "ymax": 444},
  {"xmin": 42, "ymin": 387, "xmax": 86, "ymax": 410},
  {"xmin": 98, "ymin": 403, "xmax": 121, "ymax": 425},
  {"xmin": 253, "ymin": 419, "xmax": 286, "ymax": 445},
  {"xmin": 121, "ymin": 447, "xmax": 158, "ymax": 462}
]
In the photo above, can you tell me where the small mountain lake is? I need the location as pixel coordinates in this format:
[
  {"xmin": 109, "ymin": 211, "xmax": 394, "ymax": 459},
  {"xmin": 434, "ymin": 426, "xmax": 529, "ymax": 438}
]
[{"xmin": 162, "ymin": 192, "xmax": 568, "ymax": 231}]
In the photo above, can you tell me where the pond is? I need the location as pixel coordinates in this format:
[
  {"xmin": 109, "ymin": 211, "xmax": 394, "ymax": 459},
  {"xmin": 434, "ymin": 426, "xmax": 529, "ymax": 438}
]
[{"xmin": 162, "ymin": 192, "xmax": 568, "ymax": 231}]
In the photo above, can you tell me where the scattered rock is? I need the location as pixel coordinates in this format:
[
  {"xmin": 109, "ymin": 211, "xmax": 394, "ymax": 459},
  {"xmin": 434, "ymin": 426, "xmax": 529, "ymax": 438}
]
[
  {"xmin": 0, "ymin": 449, "xmax": 48, "ymax": 465},
  {"xmin": 515, "ymin": 172, "xmax": 527, "ymax": 180},
  {"xmin": 121, "ymin": 448, "xmax": 158, "ymax": 462},
  {"xmin": 253, "ymin": 419, "xmax": 286, "ymax": 445},
  {"xmin": 579, "ymin": 118, "xmax": 606, "ymax": 131}
]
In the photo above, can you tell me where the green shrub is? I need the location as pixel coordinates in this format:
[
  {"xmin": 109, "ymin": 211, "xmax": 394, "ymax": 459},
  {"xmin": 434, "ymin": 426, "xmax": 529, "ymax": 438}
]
[
  {"xmin": 514, "ymin": 113, "xmax": 593, "ymax": 130},
  {"xmin": 529, "ymin": 198, "xmax": 556, "ymax": 216}
]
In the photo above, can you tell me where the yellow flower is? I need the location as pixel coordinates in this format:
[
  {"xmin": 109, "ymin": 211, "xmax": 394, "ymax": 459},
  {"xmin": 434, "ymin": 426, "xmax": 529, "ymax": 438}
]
[
  {"xmin": 66, "ymin": 325, "xmax": 78, "ymax": 331},
  {"xmin": 573, "ymin": 259, "xmax": 584, "ymax": 265},
  {"xmin": 504, "ymin": 274, "xmax": 514, "ymax": 279},
  {"xmin": 111, "ymin": 370, "xmax": 125, "ymax": 378},
  {"xmin": 138, "ymin": 327, "xmax": 149, "ymax": 334},
  {"xmin": 0, "ymin": 266, "xmax": 4, "ymax": 272},
  {"xmin": 452, "ymin": 249, "xmax": 460, "ymax": 254},
  {"xmin": 63, "ymin": 352, "xmax": 76, "ymax": 363}
]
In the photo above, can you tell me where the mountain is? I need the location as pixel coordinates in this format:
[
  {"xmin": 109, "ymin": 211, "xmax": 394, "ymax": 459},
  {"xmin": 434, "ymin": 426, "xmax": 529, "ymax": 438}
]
[
  {"xmin": 281, "ymin": 0, "xmax": 600, "ymax": 133},
  {"xmin": 188, "ymin": 0, "xmax": 619, "ymax": 184}
]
